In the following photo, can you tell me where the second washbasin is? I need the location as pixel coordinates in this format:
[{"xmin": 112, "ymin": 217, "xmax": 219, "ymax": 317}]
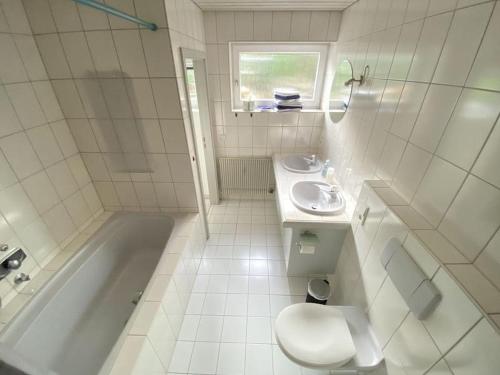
[
  {"xmin": 290, "ymin": 181, "xmax": 345, "ymax": 215},
  {"xmin": 281, "ymin": 154, "xmax": 322, "ymax": 174}
]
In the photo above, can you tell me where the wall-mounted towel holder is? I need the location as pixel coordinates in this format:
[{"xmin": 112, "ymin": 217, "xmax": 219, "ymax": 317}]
[{"xmin": 381, "ymin": 238, "xmax": 441, "ymax": 320}]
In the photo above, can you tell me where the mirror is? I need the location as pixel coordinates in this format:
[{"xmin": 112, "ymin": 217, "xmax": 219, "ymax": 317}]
[{"xmin": 328, "ymin": 59, "xmax": 354, "ymax": 123}]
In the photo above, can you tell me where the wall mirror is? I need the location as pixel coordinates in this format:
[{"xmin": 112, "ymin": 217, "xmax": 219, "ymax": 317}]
[{"xmin": 328, "ymin": 59, "xmax": 354, "ymax": 123}]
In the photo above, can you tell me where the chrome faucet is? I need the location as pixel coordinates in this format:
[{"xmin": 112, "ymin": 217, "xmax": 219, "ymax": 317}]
[
  {"xmin": 0, "ymin": 246, "xmax": 28, "ymax": 281},
  {"xmin": 304, "ymin": 154, "xmax": 317, "ymax": 165},
  {"xmin": 14, "ymin": 273, "xmax": 30, "ymax": 284}
]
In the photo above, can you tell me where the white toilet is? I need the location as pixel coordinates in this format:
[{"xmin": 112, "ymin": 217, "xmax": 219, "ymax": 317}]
[{"xmin": 275, "ymin": 303, "xmax": 384, "ymax": 373}]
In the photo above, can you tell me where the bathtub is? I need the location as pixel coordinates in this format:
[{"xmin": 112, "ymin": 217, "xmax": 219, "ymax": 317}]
[{"xmin": 0, "ymin": 213, "xmax": 174, "ymax": 375}]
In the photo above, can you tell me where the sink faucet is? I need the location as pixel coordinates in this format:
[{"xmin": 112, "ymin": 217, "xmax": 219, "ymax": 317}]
[{"xmin": 305, "ymin": 154, "xmax": 317, "ymax": 165}]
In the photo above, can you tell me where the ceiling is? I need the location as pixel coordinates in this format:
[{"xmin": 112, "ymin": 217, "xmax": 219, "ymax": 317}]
[{"xmin": 192, "ymin": 0, "xmax": 355, "ymax": 11}]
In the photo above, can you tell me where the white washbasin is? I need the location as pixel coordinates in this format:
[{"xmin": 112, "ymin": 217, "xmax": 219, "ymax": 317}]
[
  {"xmin": 290, "ymin": 181, "xmax": 345, "ymax": 215},
  {"xmin": 281, "ymin": 155, "xmax": 322, "ymax": 174}
]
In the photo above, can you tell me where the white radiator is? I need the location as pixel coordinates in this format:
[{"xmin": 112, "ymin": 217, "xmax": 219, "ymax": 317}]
[{"xmin": 217, "ymin": 157, "xmax": 275, "ymax": 199}]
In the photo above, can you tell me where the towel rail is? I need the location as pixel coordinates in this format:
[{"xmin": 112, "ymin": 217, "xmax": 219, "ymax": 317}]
[{"xmin": 73, "ymin": 0, "xmax": 157, "ymax": 31}]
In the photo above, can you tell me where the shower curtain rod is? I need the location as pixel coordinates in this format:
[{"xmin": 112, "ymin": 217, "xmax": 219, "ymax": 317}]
[{"xmin": 73, "ymin": 0, "xmax": 158, "ymax": 31}]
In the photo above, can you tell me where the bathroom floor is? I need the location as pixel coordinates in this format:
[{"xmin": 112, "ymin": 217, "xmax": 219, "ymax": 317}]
[{"xmin": 168, "ymin": 199, "xmax": 330, "ymax": 375}]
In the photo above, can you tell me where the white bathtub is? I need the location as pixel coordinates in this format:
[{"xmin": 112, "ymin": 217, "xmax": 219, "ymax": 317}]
[{"xmin": 0, "ymin": 213, "xmax": 174, "ymax": 375}]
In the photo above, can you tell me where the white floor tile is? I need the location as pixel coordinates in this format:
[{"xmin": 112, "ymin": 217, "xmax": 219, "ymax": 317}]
[
  {"xmin": 273, "ymin": 345, "xmax": 302, "ymax": 375},
  {"xmin": 249, "ymin": 275, "xmax": 270, "ymax": 294},
  {"xmin": 245, "ymin": 343, "xmax": 273, "ymax": 375},
  {"xmin": 217, "ymin": 343, "xmax": 245, "ymax": 375},
  {"xmin": 192, "ymin": 275, "xmax": 210, "ymax": 293},
  {"xmin": 196, "ymin": 315, "xmax": 223, "ymax": 342},
  {"xmin": 221, "ymin": 316, "xmax": 247, "ymax": 343},
  {"xmin": 178, "ymin": 315, "xmax": 200, "ymax": 341},
  {"xmin": 247, "ymin": 317, "xmax": 272, "ymax": 343},
  {"xmin": 249, "ymin": 259, "xmax": 269, "ymax": 275},
  {"xmin": 189, "ymin": 342, "xmax": 219, "ymax": 374},
  {"xmin": 224, "ymin": 294, "xmax": 248, "ymax": 316},
  {"xmin": 228, "ymin": 275, "xmax": 249, "ymax": 293},
  {"xmin": 232, "ymin": 245, "xmax": 250, "ymax": 259},
  {"xmin": 186, "ymin": 293, "xmax": 205, "ymax": 314},
  {"xmin": 230, "ymin": 259, "xmax": 250, "ymax": 275},
  {"xmin": 202, "ymin": 293, "xmax": 226, "ymax": 315},
  {"xmin": 248, "ymin": 294, "xmax": 271, "ymax": 316},
  {"xmin": 207, "ymin": 275, "xmax": 229, "ymax": 293},
  {"xmin": 168, "ymin": 340, "xmax": 194, "ymax": 373}
]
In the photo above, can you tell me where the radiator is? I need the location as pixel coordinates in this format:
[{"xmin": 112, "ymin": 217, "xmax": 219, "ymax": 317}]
[{"xmin": 217, "ymin": 157, "xmax": 275, "ymax": 199}]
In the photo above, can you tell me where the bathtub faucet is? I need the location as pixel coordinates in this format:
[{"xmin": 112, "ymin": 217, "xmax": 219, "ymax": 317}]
[{"xmin": 0, "ymin": 246, "xmax": 28, "ymax": 281}]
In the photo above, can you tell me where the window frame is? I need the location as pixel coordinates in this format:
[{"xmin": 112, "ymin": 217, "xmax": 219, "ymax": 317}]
[{"xmin": 230, "ymin": 42, "xmax": 329, "ymax": 110}]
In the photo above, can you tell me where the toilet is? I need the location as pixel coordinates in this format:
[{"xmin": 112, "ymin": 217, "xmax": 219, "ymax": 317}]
[{"xmin": 275, "ymin": 303, "xmax": 384, "ymax": 373}]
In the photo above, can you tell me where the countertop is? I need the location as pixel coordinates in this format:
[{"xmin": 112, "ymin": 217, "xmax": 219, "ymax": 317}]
[{"xmin": 272, "ymin": 154, "xmax": 355, "ymax": 228}]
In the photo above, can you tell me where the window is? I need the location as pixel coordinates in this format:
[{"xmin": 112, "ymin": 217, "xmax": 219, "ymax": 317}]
[{"xmin": 230, "ymin": 43, "xmax": 329, "ymax": 110}]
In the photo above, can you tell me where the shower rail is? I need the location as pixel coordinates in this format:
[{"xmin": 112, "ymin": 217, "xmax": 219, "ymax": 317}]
[{"xmin": 73, "ymin": 0, "xmax": 158, "ymax": 31}]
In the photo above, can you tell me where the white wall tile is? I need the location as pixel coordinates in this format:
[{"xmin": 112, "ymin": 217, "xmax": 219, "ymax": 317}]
[
  {"xmin": 385, "ymin": 313, "xmax": 441, "ymax": 374},
  {"xmin": 0, "ymin": 34, "xmax": 28, "ymax": 83},
  {"xmin": 140, "ymin": 29, "xmax": 175, "ymax": 78},
  {"xmin": 112, "ymin": 30, "xmax": 148, "ymax": 77},
  {"xmin": 85, "ymin": 31, "xmax": 121, "ymax": 76},
  {"xmin": 472, "ymin": 119, "xmax": 500, "ymax": 189},
  {"xmin": 467, "ymin": 3, "xmax": 500, "ymax": 91},
  {"xmin": 445, "ymin": 319, "xmax": 500, "ymax": 375},
  {"xmin": 407, "ymin": 11, "xmax": 452, "ymax": 82},
  {"xmin": 474, "ymin": 229, "xmax": 500, "ymax": 291},
  {"xmin": 5, "ymin": 83, "xmax": 46, "ymax": 129},
  {"xmin": 151, "ymin": 78, "xmax": 182, "ymax": 118},
  {"xmin": 0, "ymin": 85, "xmax": 22, "ymax": 138},
  {"xmin": 433, "ymin": 2, "xmax": 494, "ymax": 85},
  {"xmin": 392, "ymin": 143, "xmax": 432, "ymax": 203},
  {"xmin": 46, "ymin": 160, "xmax": 79, "ymax": 199},
  {"xmin": 422, "ymin": 268, "xmax": 482, "ymax": 353},
  {"xmin": 0, "ymin": 183, "xmax": 38, "ymax": 232},
  {"xmin": 0, "ymin": 132, "xmax": 42, "ymax": 179},
  {"xmin": 48, "ymin": 0, "xmax": 82, "ymax": 32},
  {"xmin": 13, "ymin": 35, "xmax": 48, "ymax": 81},
  {"xmin": 32, "ymin": 81, "xmax": 63, "ymax": 122},
  {"xmin": 390, "ymin": 82, "xmax": 428, "ymax": 141},
  {"xmin": 50, "ymin": 120, "xmax": 78, "ymax": 158},
  {"xmin": 436, "ymin": 89, "xmax": 500, "ymax": 171},
  {"xmin": 388, "ymin": 20, "xmax": 423, "ymax": 80},
  {"xmin": 412, "ymin": 157, "xmax": 466, "ymax": 227},
  {"xmin": 439, "ymin": 175, "xmax": 500, "ymax": 260},
  {"xmin": 22, "ymin": 0, "xmax": 57, "ymax": 34},
  {"xmin": 35, "ymin": 34, "xmax": 71, "ymax": 79},
  {"xmin": 27, "ymin": 125, "xmax": 63, "ymax": 167},
  {"xmin": 448, "ymin": 264, "xmax": 500, "ymax": 313},
  {"xmin": 59, "ymin": 32, "xmax": 95, "ymax": 78},
  {"xmin": 409, "ymin": 84, "xmax": 461, "ymax": 153}
]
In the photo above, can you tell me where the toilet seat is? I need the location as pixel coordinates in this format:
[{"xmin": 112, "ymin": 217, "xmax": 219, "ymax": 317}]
[{"xmin": 275, "ymin": 303, "xmax": 356, "ymax": 369}]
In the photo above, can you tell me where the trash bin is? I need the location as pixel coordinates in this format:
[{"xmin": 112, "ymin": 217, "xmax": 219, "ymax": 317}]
[{"xmin": 306, "ymin": 279, "xmax": 331, "ymax": 305}]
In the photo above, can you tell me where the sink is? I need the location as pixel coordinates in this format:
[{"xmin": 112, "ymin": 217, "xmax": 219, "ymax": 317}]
[
  {"xmin": 290, "ymin": 181, "xmax": 345, "ymax": 215},
  {"xmin": 281, "ymin": 155, "xmax": 322, "ymax": 174}
]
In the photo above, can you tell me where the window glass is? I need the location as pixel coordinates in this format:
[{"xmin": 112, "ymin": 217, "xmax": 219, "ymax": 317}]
[{"xmin": 239, "ymin": 52, "xmax": 320, "ymax": 101}]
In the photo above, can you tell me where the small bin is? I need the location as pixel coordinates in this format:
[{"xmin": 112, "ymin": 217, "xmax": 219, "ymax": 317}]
[{"xmin": 306, "ymin": 279, "xmax": 331, "ymax": 305}]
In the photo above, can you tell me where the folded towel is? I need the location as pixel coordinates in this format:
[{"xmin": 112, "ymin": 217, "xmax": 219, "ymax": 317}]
[
  {"xmin": 275, "ymin": 98, "xmax": 302, "ymax": 106},
  {"xmin": 277, "ymin": 104, "xmax": 303, "ymax": 110},
  {"xmin": 275, "ymin": 93, "xmax": 300, "ymax": 100},
  {"xmin": 274, "ymin": 88, "xmax": 300, "ymax": 101}
]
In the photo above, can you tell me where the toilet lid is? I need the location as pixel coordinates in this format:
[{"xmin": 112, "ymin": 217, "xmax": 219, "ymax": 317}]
[{"xmin": 275, "ymin": 303, "xmax": 356, "ymax": 369}]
